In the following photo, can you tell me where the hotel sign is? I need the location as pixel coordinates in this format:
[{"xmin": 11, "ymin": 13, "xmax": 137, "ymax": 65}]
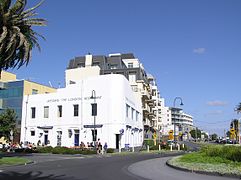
[{"xmin": 46, "ymin": 96, "xmax": 102, "ymax": 103}]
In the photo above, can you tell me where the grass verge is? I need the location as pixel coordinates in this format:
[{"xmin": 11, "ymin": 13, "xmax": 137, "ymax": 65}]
[
  {"xmin": 0, "ymin": 157, "xmax": 31, "ymax": 166},
  {"xmin": 168, "ymin": 152, "xmax": 241, "ymax": 176}
]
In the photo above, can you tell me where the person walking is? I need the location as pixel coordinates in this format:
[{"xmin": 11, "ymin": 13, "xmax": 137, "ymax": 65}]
[{"xmin": 103, "ymin": 142, "xmax": 108, "ymax": 154}]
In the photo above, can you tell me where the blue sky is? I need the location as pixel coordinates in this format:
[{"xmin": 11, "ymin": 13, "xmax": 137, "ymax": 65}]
[{"xmin": 10, "ymin": 0, "xmax": 241, "ymax": 136}]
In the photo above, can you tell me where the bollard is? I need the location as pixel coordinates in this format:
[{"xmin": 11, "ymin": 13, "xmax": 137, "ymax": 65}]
[
  {"xmin": 147, "ymin": 145, "xmax": 149, "ymax": 152},
  {"xmin": 170, "ymin": 144, "xmax": 172, "ymax": 151},
  {"xmin": 159, "ymin": 144, "xmax": 161, "ymax": 151},
  {"xmin": 177, "ymin": 144, "xmax": 180, "ymax": 151},
  {"xmin": 182, "ymin": 144, "xmax": 185, "ymax": 149},
  {"xmin": 132, "ymin": 146, "xmax": 134, "ymax": 152}
]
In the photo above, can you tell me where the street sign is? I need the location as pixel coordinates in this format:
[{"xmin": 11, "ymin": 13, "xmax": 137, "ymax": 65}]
[
  {"xmin": 230, "ymin": 128, "xmax": 235, "ymax": 134},
  {"xmin": 169, "ymin": 134, "xmax": 174, "ymax": 140}
]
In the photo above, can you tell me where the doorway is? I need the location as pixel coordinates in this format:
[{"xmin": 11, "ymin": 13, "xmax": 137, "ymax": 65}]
[
  {"xmin": 44, "ymin": 134, "xmax": 48, "ymax": 145},
  {"xmin": 116, "ymin": 134, "xmax": 120, "ymax": 149},
  {"xmin": 74, "ymin": 134, "xmax": 79, "ymax": 146}
]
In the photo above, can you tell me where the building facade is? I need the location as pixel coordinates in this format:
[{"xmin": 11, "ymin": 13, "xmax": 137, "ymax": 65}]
[
  {"xmin": 21, "ymin": 74, "xmax": 143, "ymax": 149},
  {"xmin": 0, "ymin": 71, "xmax": 56, "ymax": 126},
  {"xmin": 170, "ymin": 107, "xmax": 194, "ymax": 140},
  {"xmin": 66, "ymin": 54, "xmax": 157, "ymax": 140}
]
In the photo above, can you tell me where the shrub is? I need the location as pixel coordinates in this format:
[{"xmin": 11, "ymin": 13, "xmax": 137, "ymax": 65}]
[
  {"xmin": 52, "ymin": 147, "xmax": 76, "ymax": 154},
  {"xmin": 200, "ymin": 145, "xmax": 241, "ymax": 162},
  {"xmin": 143, "ymin": 140, "xmax": 154, "ymax": 147},
  {"xmin": 107, "ymin": 148, "xmax": 115, "ymax": 153},
  {"xmin": 36, "ymin": 146, "xmax": 54, "ymax": 153}
]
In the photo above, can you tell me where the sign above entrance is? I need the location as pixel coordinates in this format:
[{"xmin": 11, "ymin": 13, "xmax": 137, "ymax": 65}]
[{"xmin": 84, "ymin": 124, "xmax": 103, "ymax": 128}]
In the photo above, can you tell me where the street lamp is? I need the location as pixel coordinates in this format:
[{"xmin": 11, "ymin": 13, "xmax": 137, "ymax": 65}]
[
  {"xmin": 90, "ymin": 90, "xmax": 97, "ymax": 148},
  {"xmin": 173, "ymin": 97, "xmax": 184, "ymax": 143}
]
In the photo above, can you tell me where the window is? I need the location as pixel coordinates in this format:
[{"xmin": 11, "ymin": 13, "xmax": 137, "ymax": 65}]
[
  {"xmin": 44, "ymin": 106, "xmax": 49, "ymax": 118},
  {"xmin": 73, "ymin": 104, "xmax": 79, "ymax": 116},
  {"xmin": 77, "ymin": 63, "xmax": 85, "ymax": 68},
  {"xmin": 131, "ymin": 108, "xmax": 134, "ymax": 120},
  {"xmin": 30, "ymin": 130, "xmax": 35, "ymax": 136},
  {"xmin": 31, "ymin": 107, "xmax": 36, "ymax": 118},
  {"xmin": 126, "ymin": 104, "xmax": 130, "ymax": 117},
  {"xmin": 32, "ymin": 89, "xmax": 38, "ymax": 95},
  {"xmin": 110, "ymin": 64, "xmax": 118, "ymax": 69},
  {"xmin": 129, "ymin": 74, "xmax": 136, "ymax": 83},
  {"xmin": 57, "ymin": 105, "xmax": 62, "ymax": 117},
  {"xmin": 92, "ymin": 62, "xmax": 100, "ymax": 66},
  {"xmin": 136, "ymin": 111, "xmax": 139, "ymax": 121},
  {"xmin": 128, "ymin": 63, "xmax": 133, "ymax": 68}
]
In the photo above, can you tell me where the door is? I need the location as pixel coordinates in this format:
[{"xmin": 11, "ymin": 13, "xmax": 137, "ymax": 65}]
[
  {"xmin": 116, "ymin": 134, "xmax": 120, "ymax": 149},
  {"xmin": 74, "ymin": 134, "xmax": 79, "ymax": 146},
  {"xmin": 44, "ymin": 134, "xmax": 48, "ymax": 145}
]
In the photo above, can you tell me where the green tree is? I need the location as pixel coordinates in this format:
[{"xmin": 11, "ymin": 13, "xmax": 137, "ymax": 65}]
[
  {"xmin": 0, "ymin": 0, "xmax": 46, "ymax": 72},
  {"xmin": 189, "ymin": 128, "xmax": 201, "ymax": 139},
  {"xmin": 235, "ymin": 102, "xmax": 241, "ymax": 114},
  {"xmin": 210, "ymin": 133, "xmax": 218, "ymax": 140},
  {"xmin": 0, "ymin": 108, "xmax": 17, "ymax": 140}
]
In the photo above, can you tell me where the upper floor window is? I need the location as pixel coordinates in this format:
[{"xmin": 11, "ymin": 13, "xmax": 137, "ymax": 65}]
[
  {"xmin": 131, "ymin": 108, "xmax": 134, "ymax": 120},
  {"xmin": 92, "ymin": 62, "xmax": 100, "ymax": 67},
  {"xmin": 32, "ymin": 89, "xmax": 38, "ymax": 95},
  {"xmin": 44, "ymin": 106, "xmax": 49, "ymax": 118},
  {"xmin": 30, "ymin": 130, "xmax": 35, "ymax": 136},
  {"xmin": 128, "ymin": 63, "xmax": 133, "ymax": 68},
  {"xmin": 57, "ymin": 105, "xmax": 62, "ymax": 117},
  {"xmin": 73, "ymin": 104, "xmax": 79, "ymax": 117},
  {"xmin": 136, "ymin": 111, "xmax": 139, "ymax": 121},
  {"xmin": 110, "ymin": 64, "xmax": 118, "ymax": 69},
  {"xmin": 31, "ymin": 107, "xmax": 36, "ymax": 118},
  {"xmin": 126, "ymin": 104, "xmax": 130, "ymax": 118},
  {"xmin": 77, "ymin": 63, "xmax": 85, "ymax": 68}
]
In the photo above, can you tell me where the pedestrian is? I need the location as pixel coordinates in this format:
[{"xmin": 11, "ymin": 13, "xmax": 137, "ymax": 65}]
[
  {"xmin": 97, "ymin": 142, "xmax": 102, "ymax": 154},
  {"xmin": 103, "ymin": 142, "xmax": 108, "ymax": 154}
]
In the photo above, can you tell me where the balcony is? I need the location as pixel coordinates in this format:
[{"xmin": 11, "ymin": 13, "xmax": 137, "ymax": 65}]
[{"xmin": 141, "ymin": 88, "xmax": 150, "ymax": 99}]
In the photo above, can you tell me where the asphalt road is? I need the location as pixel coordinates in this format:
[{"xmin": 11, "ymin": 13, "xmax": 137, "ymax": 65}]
[{"xmin": 0, "ymin": 152, "xmax": 237, "ymax": 180}]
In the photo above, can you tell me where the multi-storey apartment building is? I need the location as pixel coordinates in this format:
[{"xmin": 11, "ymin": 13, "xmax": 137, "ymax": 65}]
[
  {"xmin": 66, "ymin": 53, "xmax": 156, "ymax": 140},
  {"xmin": 170, "ymin": 107, "xmax": 194, "ymax": 140}
]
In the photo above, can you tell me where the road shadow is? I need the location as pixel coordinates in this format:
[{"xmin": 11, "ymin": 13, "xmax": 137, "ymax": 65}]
[{"xmin": 0, "ymin": 171, "xmax": 80, "ymax": 180}]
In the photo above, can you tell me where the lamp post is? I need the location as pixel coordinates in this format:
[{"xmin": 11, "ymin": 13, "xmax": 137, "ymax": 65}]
[
  {"xmin": 173, "ymin": 97, "xmax": 184, "ymax": 144},
  {"xmin": 90, "ymin": 90, "xmax": 97, "ymax": 149}
]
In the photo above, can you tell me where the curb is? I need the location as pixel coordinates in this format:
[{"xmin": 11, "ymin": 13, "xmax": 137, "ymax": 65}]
[
  {"xmin": 166, "ymin": 159, "xmax": 241, "ymax": 179},
  {"xmin": 0, "ymin": 160, "xmax": 34, "ymax": 168}
]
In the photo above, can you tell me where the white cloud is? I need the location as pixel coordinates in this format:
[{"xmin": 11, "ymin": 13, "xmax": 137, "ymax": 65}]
[
  {"xmin": 207, "ymin": 101, "xmax": 227, "ymax": 106},
  {"xmin": 193, "ymin": 48, "xmax": 206, "ymax": 54}
]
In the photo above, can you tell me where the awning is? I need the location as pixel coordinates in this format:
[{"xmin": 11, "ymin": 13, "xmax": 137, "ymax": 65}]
[{"xmin": 37, "ymin": 126, "xmax": 53, "ymax": 129}]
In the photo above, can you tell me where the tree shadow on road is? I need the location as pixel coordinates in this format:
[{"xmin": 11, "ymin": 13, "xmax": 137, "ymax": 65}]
[{"xmin": 0, "ymin": 171, "xmax": 80, "ymax": 180}]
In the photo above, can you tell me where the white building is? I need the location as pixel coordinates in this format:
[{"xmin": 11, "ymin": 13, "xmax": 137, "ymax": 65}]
[{"xmin": 20, "ymin": 74, "xmax": 143, "ymax": 149}]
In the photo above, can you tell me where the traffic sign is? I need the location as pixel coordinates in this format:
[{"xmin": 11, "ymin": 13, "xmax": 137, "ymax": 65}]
[
  {"xmin": 169, "ymin": 130, "xmax": 173, "ymax": 134},
  {"xmin": 230, "ymin": 128, "xmax": 235, "ymax": 134},
  {"xmin": 169, "ymin": 134, "xmax": 174, "ymax": 140}
]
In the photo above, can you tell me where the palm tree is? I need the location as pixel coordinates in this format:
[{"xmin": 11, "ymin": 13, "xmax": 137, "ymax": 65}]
[
  {"xmin": 0, "ymin": 0, "xmax": 46, "ymax": 72},
  {"xmin": 236, "ymin": 102, "xmax": 241, "ymax": 114}
]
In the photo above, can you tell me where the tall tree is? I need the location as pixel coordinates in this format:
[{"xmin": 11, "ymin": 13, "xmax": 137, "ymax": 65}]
[
  {"xmin": 0, "ymin": 0, "xmax": 46, "ymax": 72},
  {"xmin": 235, "ymin": 102, "xmax": 241, "ymax": 114},
  {"xmin": 0, "ymin": 108, "xmax": 17, "ymax": 140}
]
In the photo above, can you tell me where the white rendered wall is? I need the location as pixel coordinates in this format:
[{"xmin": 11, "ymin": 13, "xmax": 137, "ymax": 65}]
[{"xmin": 21, "ymin": 74, "xmax": 143, "ymax": 149}]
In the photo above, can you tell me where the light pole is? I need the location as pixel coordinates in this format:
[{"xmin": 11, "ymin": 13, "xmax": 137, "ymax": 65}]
[
  {"xmin": 173, "ymin": 97, "xmax": 184, "ymax": 144},
  {"xmin": 90, "ymin": 90, "xmax": 97, "ymax": 149}
]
